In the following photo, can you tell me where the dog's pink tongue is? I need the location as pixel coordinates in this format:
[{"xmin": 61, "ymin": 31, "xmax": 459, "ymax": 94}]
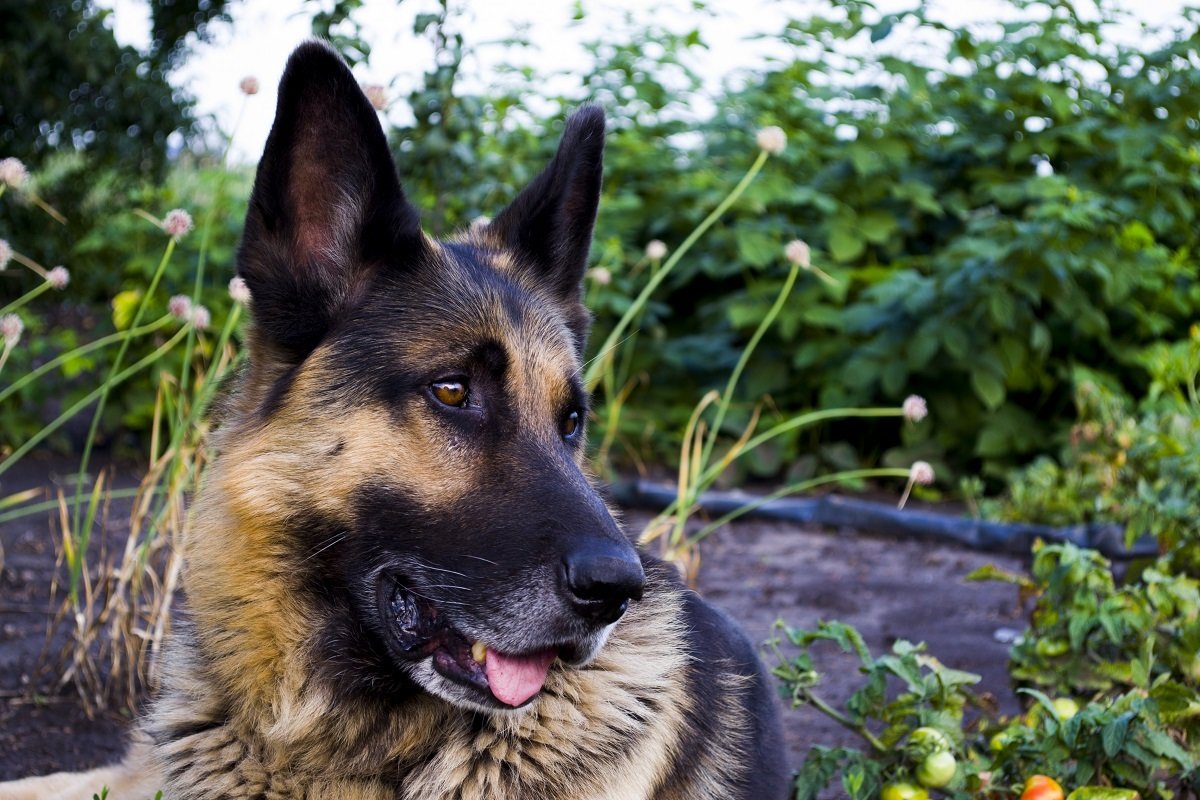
[{"xmin": 484, "ymin": 647, "xmax": 556, "ymax": 707}]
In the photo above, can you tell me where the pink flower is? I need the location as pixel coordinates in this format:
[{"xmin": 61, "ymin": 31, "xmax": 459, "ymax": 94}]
[
  {"xmin": 784, "ymin": 239, "xmax": 811, "ymax": 268},
  {"xmin": 0, "ymin": 158, "xmax": 29, "ymax": 189},
  {"xmin": 163, "ymin": 209, "xmax": 193, "ymax": 239},
  {"xmin": 228, "ymin": 276, "xmax": 251, "ymax": 305},
  {"xmin": 239, "ymin": 76, "xmax": 260, "ymax": 96},
  {"xmin": 902, "ymin": 395, "xmax": 928, "ymax": 423},
  {"xmin": 46, "ymin": 266, "xmax": 69, "ymax": 289},
  {"xmin": 362, "ymin": 84, "xmax": 387, "ymax": 111},
  {"xmin": 189, "ymin": 305, "xmax": 211, "ymax": 331},
  {"xmin": 910, "ymin": 461, "xmax": 935, "ymax": 486},
  {"xmin": 168, "ymin": 295, "xmax": 193, "ymax": 320},
  {"xmin": 0, "ymin": 314, "xmax": 23, "ymax": 348},
  {"xmin": 756, "ymin": 126, "xmax": 786, "ymax": 155},
  {"xmin": 645, "ymin": 240, "xmax": 668, "ymax": 260},
  {"xmin": 0, "ymin": 239, "xmax": 11, "ymax": 270},
  {"xmin": 586, "ymin": 267, "xmax": 612, "ymax": 286}
]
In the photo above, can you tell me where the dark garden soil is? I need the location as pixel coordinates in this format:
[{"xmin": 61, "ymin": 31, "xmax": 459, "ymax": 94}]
[{"xmin": 0, "ymin": 459, "xmax": 1030, "ymax": 783}]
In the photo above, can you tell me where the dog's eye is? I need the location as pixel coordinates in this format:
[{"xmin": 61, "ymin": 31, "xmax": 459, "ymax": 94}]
[
  {"xmin": 431, "ymin": 380, "xmax": 469, "ymax": 408},
  {"xmin": 561, "ymin": 410, "xmax": 582, "ymax": 439}
]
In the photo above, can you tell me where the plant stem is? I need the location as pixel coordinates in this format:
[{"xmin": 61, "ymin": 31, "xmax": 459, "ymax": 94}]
[
  {"xmin": 70, "ymin": 238, "xmax": 177, "ymax": 535},
  {"xmin": 0, "ymin": 316, "xmax": 173, "ymax": 404},
  {"xmin": 686, "ymin": 467, "xmax": 912, "ymax": 545},
  {"xmin": 801, "ymin": 689, "xmax": 889, "ymax": 754},
  {"xmin": 0, "ymin": 280, "xmax": 51, "ymax": 317},
  {"xmin": 584, "ymin": 149, "xmax": 770, "ymax": 389},
  {"xmin": 699, "ymin": 256, "xmax": 802, "ymax": 477},
  {"xmin": 0, "ymin": 327, "xmax": 189, "ymax": 480}
]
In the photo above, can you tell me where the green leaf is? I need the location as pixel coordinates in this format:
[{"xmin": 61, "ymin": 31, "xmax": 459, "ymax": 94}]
[
  {"xmin": 970, "ymin": 369, "xmax": 1006, "ymax": 410},
  {"xmin": 735, "ymin": 227, "xmax": 777, "ymax": 267},
  {"xmin": 111, "ymin": 289, "xmax": 143, "ymax": 331},
  {"xmin": 1101, "ymin": 714, "xmax": 1130, "ymax": 757},
  {"xmin": 1066, "ymin": 789, "xmax": 1140, "ymax": 800},
  {"xmin": 829, "ymin": 224, "xmax": 866, "ymax": 263},
  {"xmin": 858, "ymin": 210, "xmax": 898, "ymax": 245}
]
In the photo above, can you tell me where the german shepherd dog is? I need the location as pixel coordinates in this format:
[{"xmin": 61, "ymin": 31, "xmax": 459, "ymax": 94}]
[{"xmin": 1, "ymin": 41, "xmax": 787, "ymax": 799}]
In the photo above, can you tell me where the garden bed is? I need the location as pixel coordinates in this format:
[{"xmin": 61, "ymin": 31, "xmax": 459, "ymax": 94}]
[{"xmin": 0, "ymin": 461, "xmax": 1029, "ymax": 781}]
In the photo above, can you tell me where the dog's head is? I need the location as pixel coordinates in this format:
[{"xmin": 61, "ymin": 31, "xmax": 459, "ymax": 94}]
[{"xmin": 220, "ymin": 41, "xmax": 643, "ymax": 713}]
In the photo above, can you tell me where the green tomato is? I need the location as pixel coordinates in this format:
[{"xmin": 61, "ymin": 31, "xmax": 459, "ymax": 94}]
[
  {"xmin": 881, "ymin": 783, "xmax": 930, "ymax": 800},
  {"xmin": 916, "ymin": 751, "xmax": 957, "ymax": 788},
  {"xmin": 1051, "ymin": 697, "xmax": 1079, "ymax": 720},
  {"xmin": 907, "ymin": 726, "xmax": 952, "ymax": 756},
  {"xmin": 1035, "ymin": 638, "xmax": 1070, "ymax": 657}
]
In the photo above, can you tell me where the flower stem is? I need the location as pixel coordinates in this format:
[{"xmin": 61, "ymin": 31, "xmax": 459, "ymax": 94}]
[
  {"xmin": 800, "ymin": 689, "xmax": 889, "ymax": 754},
  {"xmin": 0, "ymin": 315, "xmax": 173, "ymax": 404},
  {"xmin": 0, "ymin": 327, "xmax": 190, "ymax": 480},
  {"xmin": 0, "ymin": 281, "xmax": 51, "ymax": 317},
  {"xmin": 70, "ymin": 238, "xmax": 177, "ymax": 534},
  {"xmin": 584, "ymin": 149, "xmax": 770, "ymax": 390}
]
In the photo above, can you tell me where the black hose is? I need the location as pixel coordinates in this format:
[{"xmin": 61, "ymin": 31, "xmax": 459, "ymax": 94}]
[{"xmin": 610, "ymin": 480, "xmax": 1159, "ymax": 560}]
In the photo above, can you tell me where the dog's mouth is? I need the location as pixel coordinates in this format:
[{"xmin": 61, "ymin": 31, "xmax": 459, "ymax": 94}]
[{"xmin": 379, "ymin": 577, "xmax": 576, "ymax": 708}]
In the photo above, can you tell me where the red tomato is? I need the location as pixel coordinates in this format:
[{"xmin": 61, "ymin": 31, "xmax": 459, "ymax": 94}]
[{"xmin": 1021, "ymin": 775, "xmax": 1065, "ymax": 800}]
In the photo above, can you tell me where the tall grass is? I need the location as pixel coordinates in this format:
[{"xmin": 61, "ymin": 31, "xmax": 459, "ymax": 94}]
[{"xmin": 0, "ymin": 94, "xmax": 253, "ymax": 710}]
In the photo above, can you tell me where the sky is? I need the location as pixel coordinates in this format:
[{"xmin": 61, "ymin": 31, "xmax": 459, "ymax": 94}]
[{"xmin": 95, "ymin": 0, "xmax": 1190, "ymax": 164}]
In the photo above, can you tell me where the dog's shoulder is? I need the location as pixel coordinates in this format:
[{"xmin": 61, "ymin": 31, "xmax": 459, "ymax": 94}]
[{"xmin": 639, "ymin": 555, "xmax": 792, "ymax": 800}]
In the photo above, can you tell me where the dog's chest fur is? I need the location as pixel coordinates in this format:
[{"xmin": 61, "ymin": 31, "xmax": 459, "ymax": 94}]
[{"xmin": 140, "ymin": 575, "xmax": 744, "ymax": 800}]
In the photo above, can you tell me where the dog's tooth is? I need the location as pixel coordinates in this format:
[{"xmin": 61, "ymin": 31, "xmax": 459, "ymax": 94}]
[{"xmin": 471, "ymin": 641, "xmax": 487, "ymax": 664}]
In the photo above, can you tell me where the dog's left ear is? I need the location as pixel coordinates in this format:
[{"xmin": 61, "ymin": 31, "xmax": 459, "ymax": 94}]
[{"xmin": 487, "ymin": 105, "xmax": 605, "ymax": 303}]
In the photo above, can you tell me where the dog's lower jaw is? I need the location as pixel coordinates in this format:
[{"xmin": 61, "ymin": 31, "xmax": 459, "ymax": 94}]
[{"xmin": 405, "ymin": 619, "xmax": 620, "ymax": 714}]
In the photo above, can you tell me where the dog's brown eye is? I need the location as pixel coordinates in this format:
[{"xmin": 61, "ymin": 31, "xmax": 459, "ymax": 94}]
[
  {"xmin": 431, "ymin": 380, "xmax": 468, "ymax": 408},
  {"xmin": 562, "ymin": 410, "xmax": 581, "ymax": 439}
]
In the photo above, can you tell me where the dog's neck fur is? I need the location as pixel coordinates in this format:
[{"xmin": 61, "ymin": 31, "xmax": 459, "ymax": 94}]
[{"xmin": 142, "ymin": 527, "xmax": 701, "ymax": 799}]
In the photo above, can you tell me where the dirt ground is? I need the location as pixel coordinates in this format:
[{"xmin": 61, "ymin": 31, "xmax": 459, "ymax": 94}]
[{"xmin": 0, "ymin": 461, "xmax": 1030, "ymax": 783}]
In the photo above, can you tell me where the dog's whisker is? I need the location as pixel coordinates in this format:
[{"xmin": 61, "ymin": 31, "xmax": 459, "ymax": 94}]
[
  {"xmin": 582, "ymin": 330, "xmax": 640, "ymax": 371},
  {"xmin": 401, "ymin": 558, "xmax": 472, "ymax": 579},
  {"xmin": 300, "ymin": 533, "xmax": 348, "ymax": 563}
]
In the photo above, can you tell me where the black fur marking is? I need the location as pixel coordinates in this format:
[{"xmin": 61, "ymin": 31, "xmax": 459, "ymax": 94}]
[
  {"xmin": 154, "ymin": 717, "xmax": 225, "ymax": 746},
  {"xmin": 257, "ymin": 362, "xmax": 301, "ymax": 418},
  {"xmin": 649, "ymin": 558, "xmax": 790, "ymax": 799},
  {"xmin": 488, "ymin": 106, "xmax": 606, "ymax": 305}
]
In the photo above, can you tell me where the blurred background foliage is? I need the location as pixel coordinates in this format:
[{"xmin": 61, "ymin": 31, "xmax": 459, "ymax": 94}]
[{"xmin": 3, "ymin": 0, "xmax": 1199, "ymax": 496}]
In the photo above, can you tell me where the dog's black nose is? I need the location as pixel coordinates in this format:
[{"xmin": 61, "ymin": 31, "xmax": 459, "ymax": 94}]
[{"xmin": 562, "ymin": 543, "xmax": 645, "ymax": 625}]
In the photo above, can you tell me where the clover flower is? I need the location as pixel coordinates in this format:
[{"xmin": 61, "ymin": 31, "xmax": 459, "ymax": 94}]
[
  {"xmin": 903, "ymin": 395, "xmax": 928, "ymax": 423},
  {"xmin": 46, "ymin": 266, "xmax": 69, "ymax": 289},
  {"xmin": 0, "ymin": 239, "xmax": 10, "ymax": 271},
  {"xmin": 228, "ymin": 276, "xmax": 251, "ymax": 305},
  {"xmin": 168, "ymin": 295, "xmax": 193, "ymax": 320},
  {"xmin": 586, "ymin": 267, "xmax": 612, "ymax": 286},
  {"xmin": 645, "ymin": 240, "xmax": 668, "ymax": 261},
  {"xmin": 784, "ymin": 239, "xmax": 811, "ymax": 269},
  {"xmin": 0, "ymin": 314, "xmax": 23, "ymax": 348},
  {"xmin": 0, "ymin": 158, "xmax": 29, "ymax": 189},
  {"xmin": 363, "ymin": 84, "xmax": 387, "ymax": 111},
  {"xmin": 910, "ymin": 461, "xmax": 935, "ymax": 485},
  {"xmin": 239, "ymin": 76, "xmax": 260, "ymax": 96},
  {"xmin": 164, "ymin": 209, "xmax": 193, "ymax": 239},
  {"xmin": 189, "ymin": 305, "xmax": 211, "ymax": 331},
  {"xmin": 756, "ymin": 126, "xmax": 787, "ymax": 155},
  {"xmin": 898, "ymin": 461, "xmax": 936, "ymax": 510}
]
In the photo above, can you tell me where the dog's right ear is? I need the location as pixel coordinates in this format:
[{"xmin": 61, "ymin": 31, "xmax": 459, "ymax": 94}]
[{"xmin": 238, "ymin": 40, "xmax": 423, "ymax": 364}]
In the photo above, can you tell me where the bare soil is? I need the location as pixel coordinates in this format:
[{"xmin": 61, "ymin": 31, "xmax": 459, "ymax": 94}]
[{"xmin": 0, "ymin": 463, "xmax": 1029, "ymax": 782}]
